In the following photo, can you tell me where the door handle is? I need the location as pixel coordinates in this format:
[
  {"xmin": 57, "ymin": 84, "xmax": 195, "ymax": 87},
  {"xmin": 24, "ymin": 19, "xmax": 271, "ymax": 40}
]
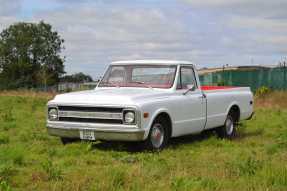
[{"xmin": 198, "ymin": 94, "xmax": 206, "ymax": 99}]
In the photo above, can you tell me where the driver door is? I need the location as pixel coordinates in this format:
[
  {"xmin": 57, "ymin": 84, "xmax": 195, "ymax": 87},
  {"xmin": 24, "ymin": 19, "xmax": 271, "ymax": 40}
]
[{"xmin": 175, "ymin": 66, "xmax": 206, "ymax": 135}]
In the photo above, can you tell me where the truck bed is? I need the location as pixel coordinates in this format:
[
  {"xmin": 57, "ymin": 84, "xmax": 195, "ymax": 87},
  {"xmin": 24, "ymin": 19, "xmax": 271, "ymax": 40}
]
[
  {"xmin": 200, "ymin": 86, "xmax": 250, "ymax": 92},
  {"xmin": 199, "ymin": 85, "xmax": 253, "ymax": 130},
  {"xmin": 200, "ymin": 86, "xmax": 235, "ymax": 91}
]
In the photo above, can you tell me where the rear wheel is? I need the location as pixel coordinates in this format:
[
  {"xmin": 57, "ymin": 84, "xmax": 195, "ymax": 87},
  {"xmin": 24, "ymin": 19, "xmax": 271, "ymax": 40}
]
[
  {"xmin": 143, "ymin": 116, "xmax": 170, "ymax": 151},
  {"xmin": 216, "ymin": 112, "xmax": 237, "ymax": 139}
]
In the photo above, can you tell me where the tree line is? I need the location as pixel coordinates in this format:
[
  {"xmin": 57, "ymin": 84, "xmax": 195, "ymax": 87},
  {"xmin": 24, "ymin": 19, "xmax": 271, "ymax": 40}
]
[{"xmin": 0, "ymin": 21, "xmax": 93, "ymax": 90}]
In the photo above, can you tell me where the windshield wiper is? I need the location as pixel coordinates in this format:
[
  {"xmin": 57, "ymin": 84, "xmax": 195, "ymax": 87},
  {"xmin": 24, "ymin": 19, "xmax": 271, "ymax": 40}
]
[
  {"xmin": 99, "ymin": 82, "xmax": 120, "ymax": 88},
  {"xmin": 133, "ymin": 81, "xmax": 153, "ymax": 89},
  {"xmin": 100, "ymin": 81, "xmax": 153, "ymax": 89}
]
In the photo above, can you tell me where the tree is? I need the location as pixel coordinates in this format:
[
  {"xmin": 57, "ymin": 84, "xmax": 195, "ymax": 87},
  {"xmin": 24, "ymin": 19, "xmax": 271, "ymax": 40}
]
[
  {"xmin": 0, "ymin": 21, "xmax": 65, "ymax": 89},
  {"xmin": 60, "ymin": 72, "xmax": 93, "ymax": 83}
]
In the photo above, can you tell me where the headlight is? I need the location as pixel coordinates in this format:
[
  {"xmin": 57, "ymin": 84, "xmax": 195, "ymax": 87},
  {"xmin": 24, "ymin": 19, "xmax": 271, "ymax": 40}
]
[
  {"xmin": 124, "ymin": 111, "xmax": 135, "ymax": 124},
  {"xmin": 48, "ymin": 108, "xmax": 58, "ymax": 121}
]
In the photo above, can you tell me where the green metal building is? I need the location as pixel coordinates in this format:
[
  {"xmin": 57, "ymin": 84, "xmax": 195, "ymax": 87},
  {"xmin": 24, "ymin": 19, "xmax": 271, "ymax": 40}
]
[{"xmin": 199, "ymin": 66, "xmax": 287, "ymax": 92}]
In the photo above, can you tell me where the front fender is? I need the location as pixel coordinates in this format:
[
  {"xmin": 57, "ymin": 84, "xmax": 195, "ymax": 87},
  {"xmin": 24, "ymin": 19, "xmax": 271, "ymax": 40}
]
[{"xmin": 143, "ymin": 108, "xmax": 172, "ymax": 139}]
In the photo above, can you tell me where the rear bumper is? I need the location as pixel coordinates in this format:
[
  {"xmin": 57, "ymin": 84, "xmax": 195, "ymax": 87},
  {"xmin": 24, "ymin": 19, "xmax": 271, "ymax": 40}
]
[
  {"xmin": 246, "ymin": 112, "xmax": 255, "ymax": 120},
  {"xmin": 47, "ymin": 121, "xmax": 146, "ymax": 141}
]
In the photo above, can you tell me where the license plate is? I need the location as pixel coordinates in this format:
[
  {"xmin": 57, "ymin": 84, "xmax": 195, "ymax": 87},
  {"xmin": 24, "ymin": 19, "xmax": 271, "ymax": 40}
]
[{"xmin": 80, "ymin": 130, "xmax": 96, "ymax": 140}]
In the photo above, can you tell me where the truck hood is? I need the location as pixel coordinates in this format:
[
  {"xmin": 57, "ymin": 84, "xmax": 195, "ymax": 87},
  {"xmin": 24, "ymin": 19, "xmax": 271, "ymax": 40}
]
[{"xmin": 49, "ymin": 88, "xmax": 170, "ymax": 106}]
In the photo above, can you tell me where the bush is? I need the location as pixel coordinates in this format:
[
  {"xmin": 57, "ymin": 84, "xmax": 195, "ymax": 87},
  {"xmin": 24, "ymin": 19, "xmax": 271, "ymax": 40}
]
[
  {"xmin": 255, "ymin": 86, "xmax": 271, "ymax": 97},
  {"xmin": 217, "ymin": 80, "xmax": 225, "ymax": 86}
]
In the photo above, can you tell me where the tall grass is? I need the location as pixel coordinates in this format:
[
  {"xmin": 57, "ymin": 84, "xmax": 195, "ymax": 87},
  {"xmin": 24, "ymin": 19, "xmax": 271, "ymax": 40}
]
[{"xmin": 0, "ymin": 91, "xmax": 286, "ymax": 190}]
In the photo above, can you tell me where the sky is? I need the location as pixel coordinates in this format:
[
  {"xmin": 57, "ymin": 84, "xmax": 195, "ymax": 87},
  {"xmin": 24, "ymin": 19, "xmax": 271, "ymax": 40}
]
[{"xmin": 0, "ymin": 0, "xmax": 286, "ymax": 79}]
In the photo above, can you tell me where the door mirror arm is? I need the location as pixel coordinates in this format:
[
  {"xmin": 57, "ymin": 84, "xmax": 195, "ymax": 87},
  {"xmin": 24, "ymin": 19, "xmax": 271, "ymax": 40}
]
[{"xmin": 183, "ymin": 84, "xmax": 195, "ymax": 95}]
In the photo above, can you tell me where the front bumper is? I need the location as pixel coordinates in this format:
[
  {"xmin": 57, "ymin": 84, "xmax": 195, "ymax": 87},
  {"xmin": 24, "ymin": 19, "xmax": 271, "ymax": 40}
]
[{"xmin": 47, "ymin": 121, "xmax": 146, "ymax": 141}]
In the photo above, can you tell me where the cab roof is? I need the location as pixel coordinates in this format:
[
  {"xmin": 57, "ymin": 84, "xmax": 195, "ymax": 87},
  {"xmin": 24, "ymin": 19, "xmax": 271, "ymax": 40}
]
[{"xmin": 111, "ymin": 60, "xmax": 193, "ymax": 66}]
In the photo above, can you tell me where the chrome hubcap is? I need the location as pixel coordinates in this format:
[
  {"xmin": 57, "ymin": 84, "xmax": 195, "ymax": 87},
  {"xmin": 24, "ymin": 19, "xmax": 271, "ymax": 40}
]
[
  {"xmin": 225, "ymin": 117, "xmax": 234, "ymax": 135},
  {"xmin": 151, "ymin": 123, "xmax": 164, "ymax": 148}
]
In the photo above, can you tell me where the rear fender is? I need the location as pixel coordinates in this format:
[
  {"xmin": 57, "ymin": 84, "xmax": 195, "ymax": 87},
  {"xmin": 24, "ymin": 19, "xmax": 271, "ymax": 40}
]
[{"xmin": 226, "ymin": 101, "xmax": 240, "ymax": 120}]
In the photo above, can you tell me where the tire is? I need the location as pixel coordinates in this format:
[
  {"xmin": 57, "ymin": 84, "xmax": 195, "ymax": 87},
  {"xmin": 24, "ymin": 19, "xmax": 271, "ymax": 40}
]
[
  {"xmin": 60, "ymin": 137, "xmax": 79, "ymax": 145},
  {"xmin": 143, "ymin": 116, "xmax": 170, "ymax": 151},
  {"xmin": 216, "ymin": 112, "xmax": 237, "ymax": 139}
]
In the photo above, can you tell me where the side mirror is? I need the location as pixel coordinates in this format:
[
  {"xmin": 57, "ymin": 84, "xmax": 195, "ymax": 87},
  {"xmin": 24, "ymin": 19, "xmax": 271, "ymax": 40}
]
[{"xmin": 183, "ymin": 84, "xmax": 195, "ymax": 95}]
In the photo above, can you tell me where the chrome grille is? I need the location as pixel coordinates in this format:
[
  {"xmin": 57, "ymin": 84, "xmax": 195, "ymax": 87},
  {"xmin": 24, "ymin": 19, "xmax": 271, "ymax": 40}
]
[
  {"xmin": 57, "ymin": 106, "xmax": 124, "ymax": 124},
  {"xmin": 58, "ymin": 111, "xmax": 123, "ymax": 120}
]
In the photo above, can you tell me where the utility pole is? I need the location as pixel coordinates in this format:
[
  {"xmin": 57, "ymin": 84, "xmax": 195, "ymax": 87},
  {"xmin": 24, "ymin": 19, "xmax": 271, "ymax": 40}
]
[
  {"xmin": 284, "ymin": 58, "xmax": 286, "ymax": 90},
  {"xmin": 222, "ymin": 64, "xmax": 229, "ymax": 86},
  {"xmin": 222, "ymin": 64, "xmax": 225, "ymax": 86}
]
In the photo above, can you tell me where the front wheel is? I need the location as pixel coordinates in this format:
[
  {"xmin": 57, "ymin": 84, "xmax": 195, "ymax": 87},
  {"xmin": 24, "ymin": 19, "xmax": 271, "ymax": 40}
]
[
  {"xmin": 143, "ymin": 117, "xmax": 170, "ymax": 151},
  {"xmin": 216, "ymin": 114, "xmax": 236, "ymax": 139}
]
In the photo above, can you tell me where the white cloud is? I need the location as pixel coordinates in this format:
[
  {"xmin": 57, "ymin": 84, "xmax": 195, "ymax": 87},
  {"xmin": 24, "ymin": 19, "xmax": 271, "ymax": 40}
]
[
  {"xmin": 30, "ymin": 5, "xmax": 200, "ymax": 77},
  {"xmin": 182, "ymin": 0, "xmax": 287, "ymax": 17},
  {"xmin": 229, "ymin": 16, "xmax": 287, "ymax": 33},
  {"xmin": 0, "ymin": 0, "xmax": 286, "ymax": 77},
  {"xmin": 181, "ymin": 0, "xmax": 287, "ymax": 63},
  {"xmin": 0, "ymin": 0, "xmax": 21, "ymax": 16},
  {"xmin": 0, "ymin": 16, "xmax": 19, "ymax": 32}
]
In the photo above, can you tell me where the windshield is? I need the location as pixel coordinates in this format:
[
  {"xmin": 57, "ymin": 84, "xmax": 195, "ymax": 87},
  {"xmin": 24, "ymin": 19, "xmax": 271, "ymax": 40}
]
[{"xmin": 98, "ymin": 65, "xmax": 177, "ymax": 88}]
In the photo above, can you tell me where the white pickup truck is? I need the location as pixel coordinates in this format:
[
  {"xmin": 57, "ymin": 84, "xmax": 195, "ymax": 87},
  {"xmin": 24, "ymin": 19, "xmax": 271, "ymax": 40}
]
[{"xmin": 47, "ymin": 60, "xmax": 254, "ymax": 150}]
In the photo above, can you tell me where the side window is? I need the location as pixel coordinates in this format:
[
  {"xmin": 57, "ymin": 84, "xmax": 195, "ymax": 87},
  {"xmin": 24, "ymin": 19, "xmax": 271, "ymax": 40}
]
[
  {"xmin": 108, "ymin": 66, "xmax": 126, "ymax": 83},
  {"xmin": 177, "ymin": 67, "xmax": 197, "ymax": 90}
]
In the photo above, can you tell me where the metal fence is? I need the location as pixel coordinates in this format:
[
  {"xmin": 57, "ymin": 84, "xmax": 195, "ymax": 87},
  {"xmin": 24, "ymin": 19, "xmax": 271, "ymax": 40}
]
[
  {"xmin": 199, "ymin": 67, "xmax": 287, "ymax": 92},
  {"xmin": 32, "ymin": 82, "xmax": 98, "ymax": 93}
]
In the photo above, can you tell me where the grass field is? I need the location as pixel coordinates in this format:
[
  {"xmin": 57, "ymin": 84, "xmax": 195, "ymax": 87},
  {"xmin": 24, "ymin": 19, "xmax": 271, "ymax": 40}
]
[{"xmin": 0, "ymin": 91, "xmax": 287, "ymax": 191}]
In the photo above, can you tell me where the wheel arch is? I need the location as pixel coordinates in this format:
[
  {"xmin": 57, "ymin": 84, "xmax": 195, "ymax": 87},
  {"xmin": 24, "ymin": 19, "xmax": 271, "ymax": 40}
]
[
  {"xmin": 148, "ymin": 109, "xmax": 173, "ymax": 138},
  {"xmin": 226, "ymin": 103, "xmax": 241, "ymax": 122}
]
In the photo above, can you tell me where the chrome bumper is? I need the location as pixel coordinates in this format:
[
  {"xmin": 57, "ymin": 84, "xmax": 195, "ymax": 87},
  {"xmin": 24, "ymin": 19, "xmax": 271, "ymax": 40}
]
[{"xmin": 47, "ymin": 121, "xmax": 146, "ymax": 141}]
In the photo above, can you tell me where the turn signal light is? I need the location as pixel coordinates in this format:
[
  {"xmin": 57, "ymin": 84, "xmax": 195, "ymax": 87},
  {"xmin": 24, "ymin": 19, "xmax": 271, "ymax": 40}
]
[{"xmin": 143, "ymin": 112, "xmax": 149, "ymax": 118}]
